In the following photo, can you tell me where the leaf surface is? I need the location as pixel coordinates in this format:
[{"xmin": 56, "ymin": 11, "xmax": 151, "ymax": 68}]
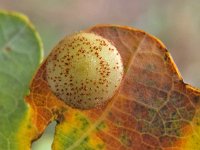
[
  {"xmin": 27, "ymin": 25, "xmax": 200, "ymax": 150},
  {"xmin": 0, "ymin": 11, "xmax": 43, "ymax": 150}
]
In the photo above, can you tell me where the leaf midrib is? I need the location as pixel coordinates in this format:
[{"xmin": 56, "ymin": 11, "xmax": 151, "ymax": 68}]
[{"xmin": 64, "ymin": 33, "xmax": 147, "ymax": 150}]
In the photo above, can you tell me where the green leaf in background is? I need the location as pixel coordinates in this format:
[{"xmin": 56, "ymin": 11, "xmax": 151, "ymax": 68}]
[{"xmin": 0, "ymin": 11, "xmax": 43, "ymax": 149}]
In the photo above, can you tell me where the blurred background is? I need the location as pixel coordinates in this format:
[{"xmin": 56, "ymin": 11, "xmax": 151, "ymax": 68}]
[{"xmin": 0, "ymin": 0, "xmax": 200, "ymax": 149}]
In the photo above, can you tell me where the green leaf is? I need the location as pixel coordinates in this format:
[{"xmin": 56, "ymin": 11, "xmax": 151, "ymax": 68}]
[{"xmin": 0, "ymin": 10, "xmax": 43, "ymax": 150}]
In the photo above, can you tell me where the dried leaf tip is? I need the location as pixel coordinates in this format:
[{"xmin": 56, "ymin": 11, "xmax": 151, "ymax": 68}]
[{"xmin": 46, "ymin": 32, "xmax": 124, "ymax": 109}]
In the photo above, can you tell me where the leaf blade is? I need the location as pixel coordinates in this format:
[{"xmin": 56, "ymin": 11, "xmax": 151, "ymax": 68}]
[
  {"xmin": 52, "ymin": 26, "xmax": 200, "ymax": 150},
  {"xmin": 0, "ymin": 10, "xmax": 43, "ymax": 150},
  {"xmin": 27, "ymin": 25, "xmax": 200, "ymax": 149}
]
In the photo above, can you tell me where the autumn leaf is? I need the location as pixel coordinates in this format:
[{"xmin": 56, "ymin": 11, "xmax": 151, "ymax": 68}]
[
  {"xmin": 25, "ymin": 25, "xmax": 200, "ymax": 150},
  {"xmin": 0, "ymin": 11, "xmax": 199, "ymax": 149},
  {"xmin": 0, "ymin": 11, "xmax": 43, "ymax": 150}
]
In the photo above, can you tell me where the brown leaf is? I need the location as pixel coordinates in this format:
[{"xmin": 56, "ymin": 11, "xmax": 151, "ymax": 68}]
[{"xmin": 27, "ymin": 25, "xmax": 200, "ymax": 149}]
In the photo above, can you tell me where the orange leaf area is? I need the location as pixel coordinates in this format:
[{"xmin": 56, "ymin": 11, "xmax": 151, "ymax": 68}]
[{"xmin": 26, "ymin": 25, "xmax": 200, "ymax": 149}]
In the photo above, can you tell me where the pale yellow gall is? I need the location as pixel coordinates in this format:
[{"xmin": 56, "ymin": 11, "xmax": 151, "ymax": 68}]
[{"xmin": 46, "ymin": 32, "xmax": 124, "ymax": 109}]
